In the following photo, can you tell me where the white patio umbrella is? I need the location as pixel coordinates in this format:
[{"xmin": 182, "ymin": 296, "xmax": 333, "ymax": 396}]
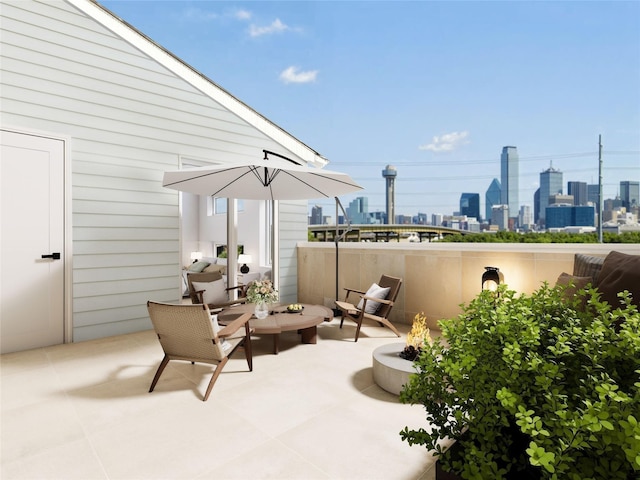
[
  {"xmin": 162, "ymin": 156, "xmax": 362, "ymax": 201},
  {"xmin": 163, "ymin": 151, "xmax": 362, "ymax": 296}
]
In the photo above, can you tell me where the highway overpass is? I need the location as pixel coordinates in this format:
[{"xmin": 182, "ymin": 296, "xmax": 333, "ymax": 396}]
[{"xmin": 308, "ymin": 224, "xmax": 475, "ymax": 242}]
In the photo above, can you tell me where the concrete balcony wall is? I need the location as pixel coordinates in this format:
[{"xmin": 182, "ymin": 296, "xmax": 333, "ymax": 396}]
[{"xmin": 297, "ymin": 242, "xmax": 639, "ymax": 330}]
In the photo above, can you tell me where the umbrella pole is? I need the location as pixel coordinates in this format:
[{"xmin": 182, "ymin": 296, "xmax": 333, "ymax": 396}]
[
  {"xmin": 333, "ymin": 197, "xmax": 351, "ymax": 317},
  {"xmin": 333, "ymin": 199, "xmax": 340, "ymax": 317}
]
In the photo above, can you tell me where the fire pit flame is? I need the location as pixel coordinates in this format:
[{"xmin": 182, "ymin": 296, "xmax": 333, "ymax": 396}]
[{"xmin": 399, "ymin": 312, "xmax": 432, "ymax": 361}]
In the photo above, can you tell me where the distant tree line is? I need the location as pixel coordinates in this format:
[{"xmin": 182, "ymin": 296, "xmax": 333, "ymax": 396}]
[{"xmin": 440, "ymin": 231, "xmax": 640, "ymax": 243}]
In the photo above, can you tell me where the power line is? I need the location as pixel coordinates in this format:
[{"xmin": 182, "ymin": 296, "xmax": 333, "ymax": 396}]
[
  {"xmin": 330, "ymin": 150, "xmax": 639, "ymax": 168},
  {"xmin": 353, "ymin": 167, "xmax": 636, "ymax": 183}
]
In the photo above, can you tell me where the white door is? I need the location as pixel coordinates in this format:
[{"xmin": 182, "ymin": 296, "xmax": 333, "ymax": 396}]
[{"xmin": 0, "ymin": 130, "xmax": 66, "ymax": 353}]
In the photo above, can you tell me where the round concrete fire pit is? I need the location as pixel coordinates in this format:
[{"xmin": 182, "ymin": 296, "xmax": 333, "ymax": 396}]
[{"xmin": 372, "ymin": 342, "xmax": 416, "ymax": 395}]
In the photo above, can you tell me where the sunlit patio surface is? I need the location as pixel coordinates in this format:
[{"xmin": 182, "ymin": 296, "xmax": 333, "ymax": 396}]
[{"xmin": 1, "ymin": 318, "xmax": 437, "ymax": 480}]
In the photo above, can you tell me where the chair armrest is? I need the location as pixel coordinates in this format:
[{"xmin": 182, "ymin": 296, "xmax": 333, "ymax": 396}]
[
  {"xmin": 344, "ymin": 287, "xmax": 366, "ymax": 295},
  {"xmin": 357, "ymin": 295, "xmax": 393, "ymax": 318},
  {"xmin": 218, "ymin": 313, "xmax": 252, "ymax": 337},
  {"xmin": 361, "ymin": 295, "xmax": 393, "ymax": 306},
  {"xmin": 343, "ymin": 287, "xmax": 366, "ymax": 302}
]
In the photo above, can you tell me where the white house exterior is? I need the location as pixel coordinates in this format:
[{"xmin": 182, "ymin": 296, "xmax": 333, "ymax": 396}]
[{"xmin": 0, "ymin": 0, "xmax": 323, "ymax": 350}]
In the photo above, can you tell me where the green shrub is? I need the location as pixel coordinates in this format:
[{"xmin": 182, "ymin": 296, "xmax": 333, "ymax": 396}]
[
  {"xmin": 439, "ymin": 231, "xmax": 640, "ymax": 243},
  {"xmin": 400, "ymin": 283, "xmax": 640, "ymax": 480}
]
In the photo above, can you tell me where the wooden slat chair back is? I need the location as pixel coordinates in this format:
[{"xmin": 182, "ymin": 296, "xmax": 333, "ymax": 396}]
[
  {"xmin": 335, "ymin": 274, "xmax": 403, "ymax": 342},
  {"xmin": 186, "ymin": 271, "xmax": 246, "ymax": 310},
  {"xmin": 146, "ymin": 301, "xmax": 253, "ymax": 401},
  {"xmin": 374, "ymin": 275, "xmax": 402, "ymax": 319}
]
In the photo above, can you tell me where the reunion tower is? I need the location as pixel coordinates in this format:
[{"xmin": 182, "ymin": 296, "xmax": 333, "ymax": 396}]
[{"xmin": 382, "ymin": 165, "xmax": 397, "ymax": 224}]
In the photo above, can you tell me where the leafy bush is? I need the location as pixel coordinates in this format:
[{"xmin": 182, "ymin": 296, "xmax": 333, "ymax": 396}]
[
  {"xmin": 440, "ymin": 231, "xmax": 640, "ymax": 244},
  {"xmin": 400, "ymin": 283, "xmax": 640, "ymax": 480}
]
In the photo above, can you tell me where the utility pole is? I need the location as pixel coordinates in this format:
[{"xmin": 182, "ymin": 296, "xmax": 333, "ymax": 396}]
[{"xmin": 598, "ymin": 135, "xmax": 603, "ymax": 243}]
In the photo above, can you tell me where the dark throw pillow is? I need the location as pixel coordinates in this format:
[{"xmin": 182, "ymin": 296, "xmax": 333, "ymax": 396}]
[
  {"xmin": 573, "ymin": 253, "xmax": 605, "ymax": 281},
  {"xmin": 556, "ymin": 272, "xmax": 592, "ymax": 291},
  {"xmin": 556, "ymin": 272, "xmax": 592, "ymax": 310},
  {"xmin": 595, "ymin": 251, "xmax": 640, "ymax": 309}
]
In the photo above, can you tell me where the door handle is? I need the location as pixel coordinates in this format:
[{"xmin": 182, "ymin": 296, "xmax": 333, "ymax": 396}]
[{"xmin": 41, "ymin": 253, "xmax": 61, "ymax": 260}]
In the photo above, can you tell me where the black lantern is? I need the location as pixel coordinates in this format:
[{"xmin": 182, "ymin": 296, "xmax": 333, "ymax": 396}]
[{"xmin": 481, "ymin": 266, "xmax": 504, "ymax": 291}]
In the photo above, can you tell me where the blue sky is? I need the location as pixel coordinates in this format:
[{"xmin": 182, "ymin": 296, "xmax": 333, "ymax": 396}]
[{"xmin": 101, "ymin": 0, "xmax": 640, "ymax": 219}]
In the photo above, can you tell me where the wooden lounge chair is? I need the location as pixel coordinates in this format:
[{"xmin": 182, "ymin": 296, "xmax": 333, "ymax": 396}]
[
  {"xmin": 186, "ymin": 271, "xmax": 247, "ymax": 311},
  {"xmin": 147, "ymin": 301, "xmax": 253, "ymax": 401},
  {"xmin": 335, "ymin": 274, "xmax": 402, "ymax": 342}
]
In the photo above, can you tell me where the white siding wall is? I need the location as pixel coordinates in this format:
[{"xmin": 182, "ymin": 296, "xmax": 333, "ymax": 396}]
[
  {"xmin": 278, "ymin": 200, "xmax": 308, "ymax": 304},
  {"xmin": 0, "ymin": 0, "xmax": 308, "ymax": 341}
]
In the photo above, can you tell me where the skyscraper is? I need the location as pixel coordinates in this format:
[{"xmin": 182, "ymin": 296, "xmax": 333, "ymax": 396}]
[
  {"xmin": 382, "ymin": 165, "xmax": 397, "ymax": 225},
  {"xmin": 519, "ymin": 205, "xmax": 533, "ymax": 230},
  {"xmin": 567, "ymin": 181, "xmax": 587, "ymax": 206},
  {"xmin": 459, "ymin": 193, "xmax": 480, "ymax": 220},
  {"xmin": 485, "ymin": 178, "xmax": 501, "ymax": 223},
  {"xmin": 604, "ymin": 196, "xmax": 623, "ymax": 212},
  {"xmin": 414, "ymin": 212, "xmax": 428, "ymax": 225},
  {"xmin": 491, "ymin": 205, "xmax": 509, "ymax": 231},
  {"xmin": 539, "ymin": 164, "xmax": 563, "ymax": 226},
  {"xmin": 310, "ymin": 205, "xmax": 323, "ymax": 225},
  {"xmin": 347, "ymin": 196, "xmax": 369, "ymax": 224},
  {"xmin": 500, "ymin": 146, "xmax": 519, "ymax": 224},
  {"xmin": 620, "ymin": 181, "xmax": 639, "ymax": 210},
  {"xmin": 534, "ymin": 188, "xmax": 540, "ymax": 224},
  {"xmin": 587, "ymin": 184, "xmax": 600, "ymax": 205},
  {"xmin": 546, "ymin": 205, "xmax": 595, "ymax": 228}
]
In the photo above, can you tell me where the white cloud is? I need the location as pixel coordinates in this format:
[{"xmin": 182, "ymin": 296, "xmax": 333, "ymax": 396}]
[
  {"xmin": 182, "ymin": 8, "xmax": 219, "ymax": 21},
  {"xmin": 419, "ymin": 131, "xmax": 470, "ymax": 152},
  {"xmin": 279, "ymin": 66, "xmax": 318, "ymax": 84},
  {"xmin": 249, "ymin": 18, "xmax": 290, "ymax": 37},
  {"xmin": 234, "ymin": 9, "xmax": 251, "ymax": 21},
  {"xmin": 182, "ymin": 7, "xmax": 251, "ymax": 22}
]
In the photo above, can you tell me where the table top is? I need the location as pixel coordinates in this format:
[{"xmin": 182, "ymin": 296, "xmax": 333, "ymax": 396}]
[{"xmin": 218, "ymin": 303, "xmax": 333, "ymax": 334}]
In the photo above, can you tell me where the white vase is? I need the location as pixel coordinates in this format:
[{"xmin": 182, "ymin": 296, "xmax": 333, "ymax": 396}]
[{"xmin": 254, "ymin": 300, "xmax": 269, "ymax": 319}]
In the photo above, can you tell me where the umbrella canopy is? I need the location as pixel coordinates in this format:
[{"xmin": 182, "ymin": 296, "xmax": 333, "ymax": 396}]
[{"xmin": 162, "ymin": 157, "xmax": 362, "ymax": 200}]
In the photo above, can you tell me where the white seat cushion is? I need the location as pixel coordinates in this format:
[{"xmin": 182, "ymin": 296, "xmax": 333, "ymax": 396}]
[
  {"xmin": 357, "ymin": 283, "xmax": 391, "ymax": 314},
  {"xmin": 192, "ymin": 279, "xmax": 227, "ymax": 305}
]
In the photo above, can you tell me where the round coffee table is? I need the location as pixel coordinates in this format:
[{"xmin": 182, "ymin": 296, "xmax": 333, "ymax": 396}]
[{"xmin": 218, "ymin": 303, "xmax": 333, "ymax": 354}]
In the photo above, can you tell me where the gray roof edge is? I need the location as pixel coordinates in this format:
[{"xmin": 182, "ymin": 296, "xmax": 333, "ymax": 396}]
[{"xmin": 65, "ymin": 0, "xmax": 329, "ymax": 168}]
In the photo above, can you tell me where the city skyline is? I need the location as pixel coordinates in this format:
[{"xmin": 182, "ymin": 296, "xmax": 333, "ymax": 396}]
[
  {"xmin": 100, "ymin": 1, "xmax": 640, "ymax": 217},
  {"xmin": 309, "ymin": 148, "xmax": 638, "ymax": 221},
  {"xmin": 310, "ymin": 174, "xmax": 637, "ymax": 226}
]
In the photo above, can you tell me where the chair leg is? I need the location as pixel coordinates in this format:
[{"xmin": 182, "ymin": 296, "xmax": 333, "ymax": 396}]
[
  {"xmin": 356, "ymin": 316, "xmax": 400, "ymax": 340},
  {"xmin": 203, "ymin": 357, "xmax": 228, "ymax": 402},
  {"xmin": 149, "ymin": 355, "xmax": 170, "ymax": 393},
  {"xmin": 339, "ymin": 315, "xmax": 345, "ymax": 329},
  {"xmin": 244, "ymin": 337, "xmax": 253, "ymax": 371},
  {"xmin": 354, "ymin": 319, "xmax": 363, "ymax": 342},
  {"xmin": 379, "ymin": 318, "xmax": 401, "ymax": 337}
]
